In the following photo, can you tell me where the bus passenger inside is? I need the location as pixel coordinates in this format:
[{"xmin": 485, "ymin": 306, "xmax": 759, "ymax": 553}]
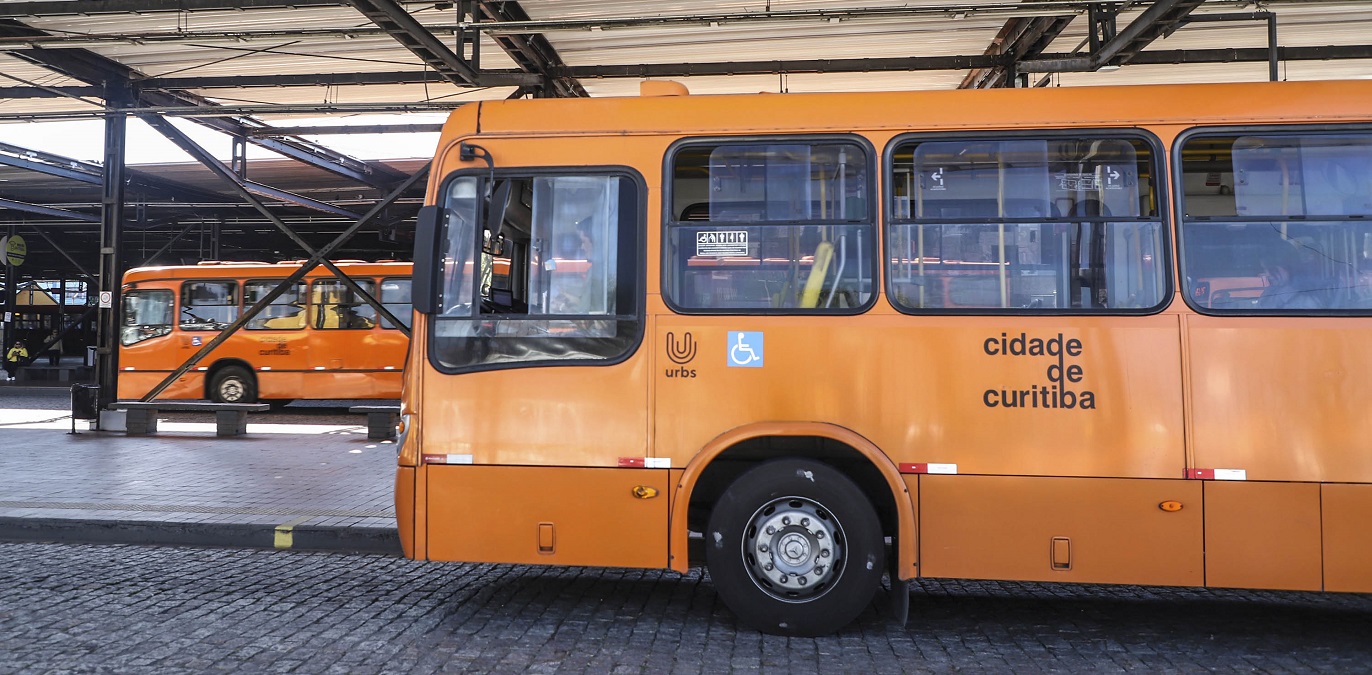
[{"xmin": 1257, "ymin": 240, "xmax": 1326, "ymax": 310}]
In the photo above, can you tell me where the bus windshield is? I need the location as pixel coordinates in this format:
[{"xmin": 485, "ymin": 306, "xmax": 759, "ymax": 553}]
[{"xmin": 121, "ymin": 289, "xmax": 173, "ymax": 346}]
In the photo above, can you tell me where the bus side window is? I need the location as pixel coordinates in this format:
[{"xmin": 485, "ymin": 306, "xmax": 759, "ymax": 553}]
[
  {"xmin": 312, "ymin": 279, "xmax": 377, "ymax": 330},
  {"xmin": 121, "ymin": 289, "xmax": 174, "ymax": 345},
  {"xmin": 428, "ymin": 172, "xmax": 642, "ymax": 371},
  {"xmin": 180, "ymin": 281, "xmax": 239, "ymax": 330},
  {"xmin": 1180, "ymin": 132, "xmax": 1372, "ymax": 313},
  {"xmin": 888, "ymin": 135, "xmax": 1164, "ymax": 312},
  {"xmin": 244, "ymin": 280, "xmax": 307, "ymax": 330},
  {"xmin": 666, "ymin": 140, "xmax": 875, "ymax": 312},
  {"xmin": 380, "ymin": 278, "xmax": 412, "ymax": 329}
]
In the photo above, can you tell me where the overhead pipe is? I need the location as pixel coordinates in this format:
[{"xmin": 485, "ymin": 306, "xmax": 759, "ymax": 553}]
[{"xmin": 1020, "ymin": 0, "xmax": 1191, "ymax": 72}]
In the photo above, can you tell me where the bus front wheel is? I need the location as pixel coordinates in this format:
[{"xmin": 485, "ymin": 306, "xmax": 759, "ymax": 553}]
[
  {"xmin": 209, "ymin": 366, "xmax": 256, "ymax": 404},
  {"xmin": 705, "ymin": 458, "xmax": 884, "ymax": 637}
]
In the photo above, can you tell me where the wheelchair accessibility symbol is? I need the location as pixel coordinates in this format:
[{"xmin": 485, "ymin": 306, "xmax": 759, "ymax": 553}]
[{"xmin": 727, "ymin": 331, "xmax": 764, "ymax": 368}]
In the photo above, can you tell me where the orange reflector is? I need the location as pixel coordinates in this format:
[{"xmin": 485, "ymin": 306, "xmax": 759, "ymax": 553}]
[
  {"xmin": 632, "ymin": 486, "xmax": 659, "ymax": 499},
  {"xmin": 1159, "ymin": 501, "xmax": 1183, "ymax": 512}
]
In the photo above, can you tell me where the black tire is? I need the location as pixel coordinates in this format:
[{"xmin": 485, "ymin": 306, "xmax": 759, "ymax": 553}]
[
  {"xmin": 209, "ymin": 366, "xmax": 256, "ymax": 404},
  {"xmin": 706, "ymin": 458, "xmax": 884, "ymax": 636}
]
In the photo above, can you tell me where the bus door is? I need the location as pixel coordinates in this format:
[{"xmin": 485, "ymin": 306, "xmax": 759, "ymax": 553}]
[
  {"xmin": 1178, "ymin": 130, "xmax": 1372, "ymax": 593},
  {"xmin": 418, "ymin": 170, "xmax": 656, "ymax": 567},
  {"xmin": 305, "ymin": 278, "xmax": 382, "ymax": 395}
]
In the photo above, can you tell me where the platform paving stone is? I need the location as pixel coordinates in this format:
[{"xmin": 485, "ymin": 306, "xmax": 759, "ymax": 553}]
[{"xmin": 0, "ymin": 420, "xmax": 397, "ymax": 554}]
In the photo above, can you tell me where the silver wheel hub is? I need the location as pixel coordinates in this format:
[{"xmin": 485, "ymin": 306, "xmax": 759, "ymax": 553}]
[
  {"xmin": 219, "ymin": 379, "xmax": 243, "ymax": 401},
  {"xmin": 744, "ymin": 497, "xmax": 844, "ymax": 601}
]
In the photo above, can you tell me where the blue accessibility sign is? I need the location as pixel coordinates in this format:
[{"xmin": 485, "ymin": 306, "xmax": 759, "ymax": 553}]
[{"xmin": 727, "ymin": 331, "xmax": 764, "ymax": 368}]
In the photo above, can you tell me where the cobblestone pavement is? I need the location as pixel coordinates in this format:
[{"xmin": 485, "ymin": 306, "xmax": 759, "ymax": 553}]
[{"xmin": 2, "ymin": 542, "xmax": 1370, "ymax": 674}]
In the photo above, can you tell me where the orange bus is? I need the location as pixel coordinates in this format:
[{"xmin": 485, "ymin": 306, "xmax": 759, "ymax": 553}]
[
  {"xmin": 396, "ymin": 80, "xmax": 1372, "ymax": 636},
  {"xmin": 119, "ymin": 260, "xmax": 411, "ymax": 403}
]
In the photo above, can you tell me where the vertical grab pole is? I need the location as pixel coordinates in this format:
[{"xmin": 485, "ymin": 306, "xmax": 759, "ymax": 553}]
[{"xmin": 997, "ymin": 151, "xmax": 1008, "ymax": 308}]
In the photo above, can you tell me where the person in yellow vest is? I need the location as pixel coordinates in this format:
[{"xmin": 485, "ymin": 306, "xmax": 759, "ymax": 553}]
[{"xmin": 5, "ymin": 340, "xmax": 27, "ymax": 381}]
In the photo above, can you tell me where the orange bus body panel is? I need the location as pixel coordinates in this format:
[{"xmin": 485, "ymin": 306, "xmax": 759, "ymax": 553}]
[
  {"xmin": 1203, "ymin": 481, "xmax": 1323, "ymax": 591},
  {"xmin": 395, "ymin": 466, "xmax": 416, "ymax": 559},
  {"xmin": 653, "ymin": 313, "xmax": 1186, "ymax": 479},
  {"xmin": 919, "ymin": 476, "xmax": 1203, "ymax": 586},
  {"xmin": 1186, "ymin": 316, "xmax": 1372, "ymax": 483},
  {"xmin": 425, "ymin": 466, "xmax": 668, "ymax": 568},
  {"xmin": 1322, "ymin": 483, "xmax": 1372, "ymax": 593}
]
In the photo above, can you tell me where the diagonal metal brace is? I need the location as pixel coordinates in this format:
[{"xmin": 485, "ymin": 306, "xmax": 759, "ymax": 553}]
[
  {"xmin": 137, "ymin": 163, "xmax": 430, "ymax": 402},
  {"xmin": 136, "ymin": 114, "xmax": 428, "ymax": 401}
]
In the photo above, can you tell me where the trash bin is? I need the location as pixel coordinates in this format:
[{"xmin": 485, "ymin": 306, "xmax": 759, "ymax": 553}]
[
  {"xmin": 85, "ymin": 346, "xmax": 97, "ymax": 367},
  {"xmin": 71, "ymin": 383, "xmax": 99, "ymax": 421}
]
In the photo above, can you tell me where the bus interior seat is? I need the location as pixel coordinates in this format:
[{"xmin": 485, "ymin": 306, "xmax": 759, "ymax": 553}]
[
  {"xmin": 679, "ymin": 203, "xmax": 711, "ymax": 221},
  {"xmin": 1070, "ymin": 199, "xmax": 1110, "ymax": 217}
]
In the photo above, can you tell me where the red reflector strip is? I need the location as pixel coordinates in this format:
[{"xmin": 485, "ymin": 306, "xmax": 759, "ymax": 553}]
[
  {"xmin": 423, "ymin": 454, "xmax": 473, "ymax": 465},
  {"xmin": 899, "ymin": 463, "xmax": 958, "ymax": 475},
  {"xmin": 617, "ymin": 457, "xmax": 671, "ymax": 468},
  {"xmin": 1186, "ymin": 468, "xmax": 1246, "ymax": 480}
]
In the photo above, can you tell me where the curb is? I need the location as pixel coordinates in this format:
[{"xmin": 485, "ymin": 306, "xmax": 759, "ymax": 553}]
[{"xmin": 0, "ymin": 517, "xmax": 401, "ymax": 556}]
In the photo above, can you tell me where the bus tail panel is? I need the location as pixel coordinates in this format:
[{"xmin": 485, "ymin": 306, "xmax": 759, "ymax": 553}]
[{"xmin": 425, "ymin": 465, "xmax": 669, "ymax": 569}]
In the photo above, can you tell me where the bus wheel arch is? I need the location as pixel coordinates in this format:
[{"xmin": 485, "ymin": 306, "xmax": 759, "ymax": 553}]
[
  {"xmin": 206, "ymin": 361, "xmax": 257, "ymax": 404},
  {"xmin": 670, "ymin": 423, "xmax": 916, "ymax": 630},
  {"xmin": 706, "ymin": 456, "xmax": 884, "ymax": 636}
]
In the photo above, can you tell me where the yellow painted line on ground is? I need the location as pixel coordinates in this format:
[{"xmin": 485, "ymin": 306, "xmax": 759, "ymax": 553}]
[{"xmin": 273, "ymin": 515, "xmax": 313, "ymax": 549}]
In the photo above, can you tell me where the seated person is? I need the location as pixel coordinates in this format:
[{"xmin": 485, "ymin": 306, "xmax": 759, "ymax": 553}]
[{"xmin": 1257, "ymin": 243, "xmax": 1326, "ymax": 310}]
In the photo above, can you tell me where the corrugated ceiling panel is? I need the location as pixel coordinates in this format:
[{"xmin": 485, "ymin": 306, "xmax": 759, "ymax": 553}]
[
  {"xmin": 3, "ymin": 0, "xmax": 1371, "ymax": 113},
  {"xmin": 0, "ymin": 53, "xmax": 87, "ymax": 88},
  {"xmin": 1054, "ymin": 59, "xmax": 1372, "ymax": 88},
  {"xmin": 232, "ymin": 83, "xmax": 518, "ymax": 108},
  {"xmin": 24, "ymin": 6, "xmax": 522, "ymax": 78},
  {"xmin": 581, "ymin": 70, "xmax": 968, "ymax": 98}
]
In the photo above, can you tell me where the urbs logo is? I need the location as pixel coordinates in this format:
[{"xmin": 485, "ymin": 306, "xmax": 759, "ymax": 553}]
[{"xmin": 665, "ymin": 331, "xmax": 697, "ymax": 378}]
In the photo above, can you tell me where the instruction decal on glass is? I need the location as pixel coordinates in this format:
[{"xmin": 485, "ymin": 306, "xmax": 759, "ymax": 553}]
[{"xmin": 697, "ymin": 231, "xmax": 749, "ymax": 257}]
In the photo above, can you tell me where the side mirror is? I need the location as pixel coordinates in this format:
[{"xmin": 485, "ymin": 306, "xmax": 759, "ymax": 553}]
[{"xmin": 412, "ymin": 205, "xmax": 440, "ymax": 315}]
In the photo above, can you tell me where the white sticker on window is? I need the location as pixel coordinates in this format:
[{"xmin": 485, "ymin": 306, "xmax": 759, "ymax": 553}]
[{"xmin": 696, "ymin": 231, "xmax": 748, "ymax": 257}]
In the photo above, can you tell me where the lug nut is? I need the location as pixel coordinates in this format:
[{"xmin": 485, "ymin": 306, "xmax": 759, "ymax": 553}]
[{"xmin": 782, "ymin": 516, "xmax": 791, "ymax": 525}]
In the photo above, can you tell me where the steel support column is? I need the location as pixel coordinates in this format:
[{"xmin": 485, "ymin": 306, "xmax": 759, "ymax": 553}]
[{"xmin": 95, "ymin": 87, "xmax": 131, "ymax": 412}]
